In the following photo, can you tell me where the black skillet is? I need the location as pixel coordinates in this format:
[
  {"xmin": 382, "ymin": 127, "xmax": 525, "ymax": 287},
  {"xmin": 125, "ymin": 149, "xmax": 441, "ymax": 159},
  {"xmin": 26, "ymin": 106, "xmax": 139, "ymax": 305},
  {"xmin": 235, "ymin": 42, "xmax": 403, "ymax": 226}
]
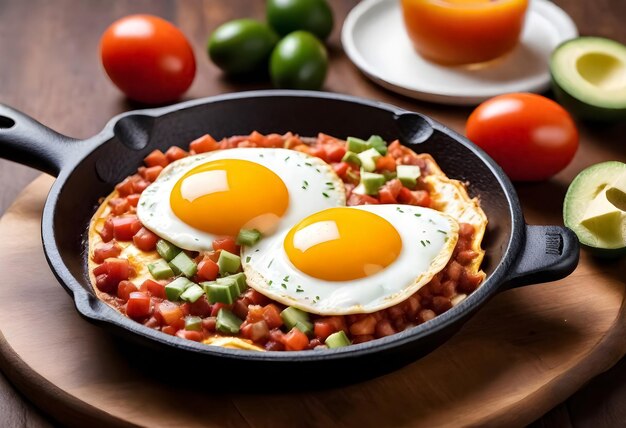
[{"xmin": 0, "ymin": 91, "xmax": 579, "ymax": 383}]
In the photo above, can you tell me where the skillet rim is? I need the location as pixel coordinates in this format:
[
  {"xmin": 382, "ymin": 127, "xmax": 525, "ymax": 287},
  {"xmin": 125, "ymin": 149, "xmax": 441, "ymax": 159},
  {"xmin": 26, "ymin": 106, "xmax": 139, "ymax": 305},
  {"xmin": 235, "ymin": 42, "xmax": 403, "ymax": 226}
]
[{"xmin": 40, "ymin": 90, "xmax": 523, "ymax": 362}]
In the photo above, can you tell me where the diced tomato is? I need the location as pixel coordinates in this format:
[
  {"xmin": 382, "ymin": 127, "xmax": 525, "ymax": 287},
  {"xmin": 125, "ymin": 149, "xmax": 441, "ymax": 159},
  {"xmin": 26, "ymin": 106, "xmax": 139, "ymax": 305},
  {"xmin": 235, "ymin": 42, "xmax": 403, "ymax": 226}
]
[
  {"xmin": 140, "ymin": 279, "xmax": 166, "ymax": 299},
  {"xmin": 242, "ymin": 320, "xmax": 270, "ymax": 343},
  {"xmin": 112, "ymin": 216, "xmax": 142, "ymax": 241},
  {"xmin": 245, "ymin": 288, "xmax": 270, "ymax": 306},
  {"xmin": 308, "ymin": 145, "xmax": 328, "ymax": 162},
  {"xmin": 108, "ymin": 197, "xmax": 129, "ymax": 215},
  {"xmin": 162, "ymin": 325, "xmax": 177, "ymax": 335},
  {"xmin": 165, "ymin": 146, "xmax": 188, "ymax": 162},
  {"xmin": 347, "ymin": 193, "xmax": 379, "ymax": 206},
  {"xmin": 188, "ymin": 295, "xmax": 212, "ymax": 317},
  {"xmin": 107, "ymin": 258, "xmax": 132, "ymax": 281},
  {"xmin": 131, "ymin": 177, "xmax": 150, "ymax": 194},
  {"xmin": 99, "ymin": 217, "xmax": 115, "ymax": 242},
  {"xmin": 248, "ymin": 131, "xmax": 265, "ymax": 146},
  {"xmin": 282, "ymin": 327, "xmax": 309, "ymax": 351},
  {"xmin": 398, "ymin": 188, "xmax": 431, "ymax": 207},
  {"xmin": 189, "ymin": 134, "xmax": 220, "ymax": 154},
  {"xmin": 197, "ymin": 258, "xmax": 219, "ymax": 281},
  {"xmin": 93, "ymin": 241, "xmax": 122, "ymax": 264},
  {"xmin": 133, "ymin": 227, "xmax": 158, "ymax": 251},
  {"xmin": 176, "ymin": 330, "xmax": 203, "ymax": 341},
  {"xmin": 210, "ymin": 302, "xmax": 231, "ymax": 317},
  {"xmin": 141, "ymin": 165, "xmax": 163, "ymax": 182},
  {"xmin": 264, "ymin": 133, "xmax": 284, "ymax": 148},
  {"xmin": 317, "ymin": 132, "xmax": 339, "ymax": 145},
  {"xmin": 332, "ymin": 162, "xmax": 350, "ymax": 178},
  {"xmin": 246, "ymin": 305, "xmax": 265, "ymax": 323},
  {"xmin": 212, "ymin": 236, "xmax": 238, "ymax": 254},
  {"xmin": 378, "ymin": 187, "xmax": 396, "ymax": 204},
  {"xmin": 126, "ymin": 292, "xmax": 152, "ymax": 320},
  {"xmin": 314, "ymin": 316, "xmax": 347, "ymax": 341},
  {"xmin": 126, "ymin": 194, "xmax": 141, "ymax": 207},
  {"xmin": 262, "ymin": 304, "xmax": 283, "ymax": 329},
  {"xmin": 115, "ymin": 177, "xmax": 135, "ymax": 197},
  {"xmin": 117, "ymin": 280, "xmax": 138, "ymax": 302},
  {"xmin": 325, "ymin": 145, "xmax": 347, "ymax": 163},
  {"xmin": 375, "ymin": 155, "xmax": 396, "ymax": 171},
  {"xmin": 144, "ymin": 149, "xmax": 169, "ymax": 168},
  {"xmin": 95, "ymin": 274, "xmax": 115, "ymax": 293},
  {"xmin": 156, "ymin": 301, "xmax": 184, "ymax": 326},
  {"xmin": 144, "ymin": 316, "xmax": 160, "ymax": 329}
]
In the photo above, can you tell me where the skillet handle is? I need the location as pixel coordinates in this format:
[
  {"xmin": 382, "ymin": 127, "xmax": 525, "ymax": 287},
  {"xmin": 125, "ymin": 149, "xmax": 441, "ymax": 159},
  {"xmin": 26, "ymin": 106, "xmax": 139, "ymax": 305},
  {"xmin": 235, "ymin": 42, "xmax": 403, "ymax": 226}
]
[
  {"xmin": 504, "ymin": 225, "xmax": 580, "ymax": 289},
  {"xmin": 0, "ymin": 104, "xmax": 80, "ymax": 177}
]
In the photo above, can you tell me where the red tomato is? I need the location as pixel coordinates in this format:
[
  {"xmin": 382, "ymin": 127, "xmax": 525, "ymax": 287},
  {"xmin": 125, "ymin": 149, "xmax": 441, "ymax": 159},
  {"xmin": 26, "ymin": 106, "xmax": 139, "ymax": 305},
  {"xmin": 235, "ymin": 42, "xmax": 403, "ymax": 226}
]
[
  {"xmin": 144, "ymin": 150, "xmax": 169, "ymax": 168},
  {"xmin": 117, "ymin": 280, "xmax": 138, "ymax": 302},
  {"xmin": 212, "ymin": 236, "xmax": 238, "ymax": 254},
  {"xmin": 189, "ymin": 134, "xmax": 219, "ymax": 154},
  {"xmin": 100, "ymin": 15, "xmax": 196, "ymax": 104},
  {"xmin": 282, "ymin": 327, "xmax": 309, "ymax": 351},
  {"xmin": 112, "ymin": 216, "xmax": 142, "ymax": 241},
  {"xmin": 197, "ymin": 258, "xmax": 219, "ymax": 281},
  {"xmin": 126, "ymin": 292, "xmax": 152, "ymax": 320},
  {"xmin": 140, "ymin": 279, "xmax": 166, "ymax": 299},
  {"xmin": 466, "ymin": 93, "xmax": 579, "ymax": 181},
  {"xmin": 93, "ymin": 241, "xmax": 122, "ymax": 264},
  {"xmin": 133, "ymin": 227, "xmax": 158, "ymax": 251}
]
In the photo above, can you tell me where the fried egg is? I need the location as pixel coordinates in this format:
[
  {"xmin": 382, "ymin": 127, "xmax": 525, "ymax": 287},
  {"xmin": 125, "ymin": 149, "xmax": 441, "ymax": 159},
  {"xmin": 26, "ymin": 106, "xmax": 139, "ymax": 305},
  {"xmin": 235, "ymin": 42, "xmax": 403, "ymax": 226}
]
[
  {"xmin": 242, "ymin": 205, "xmax": 459, "ymax": 315},
  {"xmin": 136, "ymin": 148, "xmax": 346, "ymax": 251}
]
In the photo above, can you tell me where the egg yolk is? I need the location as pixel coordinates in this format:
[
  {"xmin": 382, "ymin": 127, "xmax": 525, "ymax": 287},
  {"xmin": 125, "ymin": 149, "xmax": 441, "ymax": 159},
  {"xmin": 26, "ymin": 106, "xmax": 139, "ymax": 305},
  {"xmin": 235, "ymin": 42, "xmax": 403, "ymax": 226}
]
[
  {"xmin": 171, "ymin": 159, "xmax": 289, "ymax": 236},
  {"xmin": 284, "ymin": 208, "xmax": 402, "ymax": 281}
]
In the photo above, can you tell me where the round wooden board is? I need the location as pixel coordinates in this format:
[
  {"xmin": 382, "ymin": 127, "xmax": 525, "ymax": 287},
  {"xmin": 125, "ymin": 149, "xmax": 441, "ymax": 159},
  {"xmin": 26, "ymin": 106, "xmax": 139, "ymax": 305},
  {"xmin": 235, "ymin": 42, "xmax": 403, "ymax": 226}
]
[{"xmin": 1, "ymin": 175, "xmax": 625, "ymax": 428}]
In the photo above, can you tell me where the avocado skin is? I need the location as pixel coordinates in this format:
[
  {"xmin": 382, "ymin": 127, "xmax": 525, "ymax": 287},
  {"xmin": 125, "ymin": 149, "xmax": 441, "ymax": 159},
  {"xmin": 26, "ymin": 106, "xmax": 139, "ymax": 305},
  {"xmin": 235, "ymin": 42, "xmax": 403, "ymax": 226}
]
[
  {"xmin": 579, "ymin": 242, "xmax": 626, "ymax": 258},
  {"xmin": 551, "ymin": 77, "xmax": 626, "ymax": 123}
]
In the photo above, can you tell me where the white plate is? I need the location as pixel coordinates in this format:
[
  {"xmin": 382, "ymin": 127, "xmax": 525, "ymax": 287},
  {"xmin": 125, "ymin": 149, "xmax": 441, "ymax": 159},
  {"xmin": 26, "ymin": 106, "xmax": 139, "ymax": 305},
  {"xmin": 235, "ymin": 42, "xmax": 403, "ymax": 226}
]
[{"xmin": 341, "ymin": 0, "xmax": 578, "ymax": 105}]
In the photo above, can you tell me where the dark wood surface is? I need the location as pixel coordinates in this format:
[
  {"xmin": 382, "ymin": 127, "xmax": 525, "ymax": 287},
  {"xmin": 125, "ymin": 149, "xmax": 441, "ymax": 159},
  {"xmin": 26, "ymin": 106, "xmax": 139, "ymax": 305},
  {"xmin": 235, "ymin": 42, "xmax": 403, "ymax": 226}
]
[{"xmin": 0, "ymin": 0, "xmax": 625, "ymax": 426}]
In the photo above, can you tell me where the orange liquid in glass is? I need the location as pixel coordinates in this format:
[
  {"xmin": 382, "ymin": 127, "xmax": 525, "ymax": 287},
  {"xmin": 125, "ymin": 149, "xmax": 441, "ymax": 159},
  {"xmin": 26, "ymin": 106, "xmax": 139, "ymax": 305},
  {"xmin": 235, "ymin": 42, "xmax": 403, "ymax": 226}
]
[{"xmin": 401, "ymin": 0, "xmax": 529, "ymax": 66}]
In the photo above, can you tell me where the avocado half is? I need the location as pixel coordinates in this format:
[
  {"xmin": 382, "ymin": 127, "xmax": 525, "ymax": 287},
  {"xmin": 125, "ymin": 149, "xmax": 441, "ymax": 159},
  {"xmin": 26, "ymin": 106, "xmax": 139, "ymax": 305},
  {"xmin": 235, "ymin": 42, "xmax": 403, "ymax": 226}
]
[{"xmin": 551, "ymin": 37, "xmax": 626, "ymax": 122}]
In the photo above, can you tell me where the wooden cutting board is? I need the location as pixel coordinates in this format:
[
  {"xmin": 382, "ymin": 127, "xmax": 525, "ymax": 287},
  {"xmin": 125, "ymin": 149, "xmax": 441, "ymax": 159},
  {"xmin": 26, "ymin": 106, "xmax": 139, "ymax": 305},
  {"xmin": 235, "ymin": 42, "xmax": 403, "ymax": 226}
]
[{"xmin": 0, "ymin": 175, "xmax": 625, "ymax": 428}]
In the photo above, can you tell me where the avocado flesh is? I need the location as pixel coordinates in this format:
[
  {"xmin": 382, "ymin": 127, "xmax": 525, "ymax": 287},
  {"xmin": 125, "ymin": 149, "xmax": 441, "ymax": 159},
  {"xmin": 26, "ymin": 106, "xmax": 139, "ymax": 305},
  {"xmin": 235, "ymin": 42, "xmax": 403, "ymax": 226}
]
[
  {"xmin": 551, "ymin": 37, "xmax": 626, "ymax": 121},
  {"xmin": 564, "ymin": 161, "xmax": 626, "ymax": 252}
]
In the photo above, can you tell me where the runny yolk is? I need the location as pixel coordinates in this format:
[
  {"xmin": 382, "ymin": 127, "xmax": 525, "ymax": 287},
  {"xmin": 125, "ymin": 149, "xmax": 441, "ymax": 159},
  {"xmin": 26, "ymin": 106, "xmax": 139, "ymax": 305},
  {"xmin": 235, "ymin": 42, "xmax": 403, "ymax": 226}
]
[
  {"xmin": 284, "ymin": 207, "xmax": 402, "ymax": 281},
  {"xmin": 170, "ymin": 159, "xmax": 289, "ymax": 236}
]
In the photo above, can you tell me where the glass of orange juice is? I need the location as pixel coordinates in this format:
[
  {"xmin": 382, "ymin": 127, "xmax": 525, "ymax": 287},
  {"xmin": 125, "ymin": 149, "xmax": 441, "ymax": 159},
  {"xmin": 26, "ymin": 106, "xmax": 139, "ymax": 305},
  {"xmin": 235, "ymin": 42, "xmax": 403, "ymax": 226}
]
[{"xmin": 401, "ymin": 0, "xmax": 529, "ymax": 66}]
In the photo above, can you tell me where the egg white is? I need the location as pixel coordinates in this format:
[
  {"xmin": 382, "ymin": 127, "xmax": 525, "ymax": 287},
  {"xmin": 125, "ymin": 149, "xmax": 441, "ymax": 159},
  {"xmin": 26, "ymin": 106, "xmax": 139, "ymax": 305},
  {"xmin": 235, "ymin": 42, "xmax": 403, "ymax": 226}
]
[
  {"xmin": 242, "ymin": 205, "xmax": 459, "ymax": 315},
  {"xmin": 137, "ymin": 148, "xmax": 346, "ymax": 251}
]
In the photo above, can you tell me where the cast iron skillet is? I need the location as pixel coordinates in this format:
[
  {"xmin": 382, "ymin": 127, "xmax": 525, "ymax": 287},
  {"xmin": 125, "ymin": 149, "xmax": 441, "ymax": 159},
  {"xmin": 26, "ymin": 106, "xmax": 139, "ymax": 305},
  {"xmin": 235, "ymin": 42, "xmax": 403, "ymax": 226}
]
[{"xmin": 0, "ymin": 91, "xmax": 578, "ymax": 384}]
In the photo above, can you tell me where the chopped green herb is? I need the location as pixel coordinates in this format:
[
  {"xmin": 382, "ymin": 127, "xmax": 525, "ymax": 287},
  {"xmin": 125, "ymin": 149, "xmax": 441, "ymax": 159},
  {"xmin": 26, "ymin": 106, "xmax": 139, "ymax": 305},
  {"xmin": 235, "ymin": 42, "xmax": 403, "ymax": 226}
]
[
  {"xmin": 246, "ymin": 256, "xmax": 251, "ymax": 263},
  {"xmin": 396, "ymin": 207, "xmax": 404, "ymax": 213},
  {"xmin": 437, "ymin": 229, "xmax": 447, "ymax": 234},
  {"xmin": 322, "ymin": 192, "xmax": 329, "ymax": 198},
  {"xmin": 281, "ymin": 283, "xmax": 287, "ymax": 289}
]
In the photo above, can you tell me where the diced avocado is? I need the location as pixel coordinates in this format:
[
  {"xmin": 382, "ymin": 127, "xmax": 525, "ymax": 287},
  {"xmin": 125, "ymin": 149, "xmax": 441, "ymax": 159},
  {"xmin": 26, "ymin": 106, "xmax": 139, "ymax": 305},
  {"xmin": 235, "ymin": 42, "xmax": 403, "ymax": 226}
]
[
  {"xmin": 180, "ymin": 284, "xmax": 204, "ymax": 303},
  {"xmin": 294, "ymin": 320, "xmax": 313, "ymax": 335},
  {"xmin": 346, "ymin": 136, "xmax": 369, "ymax": 153},
  {"xmin": 203, "ymin": 280, "xmax": 237, "ymax": 304},
  {"xmin": 551, "ymin": 37, "xmax": 626, "ymax": 122},
  {"xmin": 185, "ymin": 316, "xmax": 202, "ymax": 331},
  {"xmin": 221, "ymin": 272, "xmax": 248, "ymax": 294},
  {"xmin": 169, "ymin": 252, "xmax": 197, "ymax": 278},
  {"xmin": 216, "ymin": 276, "xmax": 242, "ymax": 299},
  {"xmin": 237, "ymin": 229, "xmax": 262, "ymax": 246},
  {"xmin": 360, "ymin": 171, "xmax": 386, "ymax": 195},
  {"xmin": 218, "ymin": 250, "xmax": 241, "ymax": 275},
  {"xmin": 358, "ymin": 148, "xmax": 382, "ymax": 172},
  {"xmin": 156, "ymin": 239, "xmax": 181, "ymax": 262},
  {"xmin": 165, "ymin": 277, "xmax": 193, "ymax": 301},
  {"xmin": 383, "ymin": 171, "xmax": 397, "ymax": 182},
  {"xmin": 280, "ymin": 306, "xmax": 310, "ymax": 329},
  {"xmin": 563, "ymin": 161, "xmax": 626, "ymax": 256},
  {"xmin": 397, "ymin": 165, "xmax": 421, "ymax": 188},
  {"xmin": 148, "ymin": 259, "xmax": 175, "ymax": 280},
  {"xmin": 325, "ymin": 330, "xmax": 351, "ymax": 348},
  {"xmin": 367, "ymin": 135, "xmax": 388, "ymax": 155},
  {"xmin": 341, "ymin": 151, "xmax": 362, "ymax": 166},
  {"xmin": 216, "ymin": 308, "xmax": 243, "ymax": 334}
]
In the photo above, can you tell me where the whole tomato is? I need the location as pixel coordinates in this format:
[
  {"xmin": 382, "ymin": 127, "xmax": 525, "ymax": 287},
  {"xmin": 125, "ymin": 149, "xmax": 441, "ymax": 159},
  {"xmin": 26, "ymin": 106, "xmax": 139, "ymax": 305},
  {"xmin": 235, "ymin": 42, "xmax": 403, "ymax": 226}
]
[
  {"xmin": 100, "ymin": 15, "xmax": 196, "ymax": 104},
  {"xmin": 466, "ymin": 93, "xmax": 579, "ymax": 181}
]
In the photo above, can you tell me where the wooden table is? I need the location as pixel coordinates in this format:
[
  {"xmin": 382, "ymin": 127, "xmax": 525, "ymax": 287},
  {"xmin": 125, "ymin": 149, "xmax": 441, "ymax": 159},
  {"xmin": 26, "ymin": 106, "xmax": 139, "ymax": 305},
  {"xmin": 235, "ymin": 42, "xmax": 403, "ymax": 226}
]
[{"xmin": 0, "ymin": 0, "xmax": 625, "ymax": 426}]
